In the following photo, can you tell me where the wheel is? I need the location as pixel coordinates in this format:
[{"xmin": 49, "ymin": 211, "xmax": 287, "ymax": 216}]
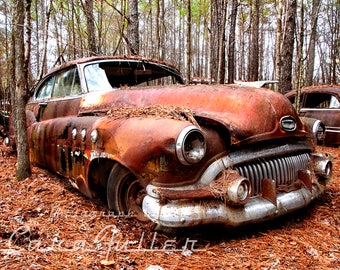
[{"xmin": 106, "ymin": 163, "xmax": 148, "ymax": 221}]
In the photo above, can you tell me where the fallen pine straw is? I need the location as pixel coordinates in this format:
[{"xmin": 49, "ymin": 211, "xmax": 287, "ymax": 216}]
[
  {"xmin": 0, "ymin": 144, "xmax": 339, "ymax": 269},
  {"xmin": 107, "ymin": 104, "xmax": 199, "ymax": 126}
]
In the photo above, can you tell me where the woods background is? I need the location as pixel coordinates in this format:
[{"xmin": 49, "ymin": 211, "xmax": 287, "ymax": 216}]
[{"xmin": 0, "ymin": 0, "xmax": 339, "ymax": 99}]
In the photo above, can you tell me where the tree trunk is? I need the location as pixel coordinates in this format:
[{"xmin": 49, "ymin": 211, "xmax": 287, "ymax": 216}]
[
  {"xmin": 210, "ymin": 0, "xmax": 224, "ymax": 83},
  {"xmin": 248, "ymin": 0, "xmax": 260, "ymax": 81},
  {"xmin": 275, "ymin": 0, "xmax": 283, "ymax": 89},
  {"xmin": 37, "ymin": 1, "xmax": 52, "ymax": 80},
  {"xmin": 279, "ymin": 0, "xmax": 296, "ymax": 94},
  {"xmin": 228, "ymin": 0, "xmax": 238, "ymax": 83},
  {"xmin": 295, "ymin": 1, "xmax": 304, "ymax": 112},
  {"xmin": 217, "ymin": 0, "xmax": 227, "ymax": 84},
  {"xmin": 84, "ymin": 0, "xmax": 97, "ymax": 56},
  {"xmin": 305, "ymin": 0, "xmax": 321, "ymax": 86},
  {"xmin": 13, "ymin": 0, "xmax": 31, "ymax": 180},
  {"xmin": 186, "ymin": 0, "xmax": 192, "ymax": 83},
  {"xmin": 128, "ymin": 0, "xmax": 139, "ymax": 55}
]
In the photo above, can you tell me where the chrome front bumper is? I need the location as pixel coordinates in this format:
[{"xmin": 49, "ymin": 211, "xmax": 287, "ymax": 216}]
[
  {"xmin": 142, "ymin": 184, "xmax": 325, "ymax": 228},
  {"xmin": 142, "ymin": 150, "xmax": 331, "ymax": 228}
]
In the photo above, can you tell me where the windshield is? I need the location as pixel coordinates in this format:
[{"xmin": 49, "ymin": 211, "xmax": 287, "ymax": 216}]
[
  {"xmin": 84, "ymin": 64, "xmax": 113, "ymax": 92},
  {"xmin": 83, "ymin": 60, "xmax": 184, "ymax": 92}
]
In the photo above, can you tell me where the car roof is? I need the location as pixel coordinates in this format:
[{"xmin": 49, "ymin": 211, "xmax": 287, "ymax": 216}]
[
  {"xmin": 285, "ymin": 85, "xmax": 340, "ymax": 97},
  {"xmin": 43, "ymin": 55, "xmax": 183, "ymax": 80}
]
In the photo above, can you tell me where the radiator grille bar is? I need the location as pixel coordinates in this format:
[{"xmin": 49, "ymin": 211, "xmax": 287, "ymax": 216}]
[{"xmin": 235, "ymin": 153, "xmax": 310, "ymax": 196}]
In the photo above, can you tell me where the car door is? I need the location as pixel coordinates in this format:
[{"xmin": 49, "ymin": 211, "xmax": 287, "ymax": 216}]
[
  {"xmin": 26, "ymin": 67, "xmax": 83, "ymax": 174},
  {"xmin": 299, "ymin": 92, "xmax": 340, "ymax": 146}
]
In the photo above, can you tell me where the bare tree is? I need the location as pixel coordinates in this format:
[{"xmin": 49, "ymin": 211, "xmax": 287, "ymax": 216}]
[
  {"xmin": 37, "ymin": 1, "xmax": 52, "ymax": 80},
  {"xmin": 186, "ymin": 0, "xmax": 192, "ymax": 83},
  {"xmin": 127, "ymin": 0, "xmax": 139, "ymax": 55},
  {"xmin": 12, "ymin": 0, "xmax": 31, "ymax": 179},
  {"xmin": 275, "ymin": 0, "xmax": 283, "ymax": 87},
  {"xmin": 305, "ymin": 0, "xmax": 321, "ymax": 86},
  {"xmin": 210, "ymin": 0, "xmax": 227, "ymax": 83},
  {"xmin": 248, "ymin": 0, "xmax": 260, "ymax": 81},
  {"xmin": 83, "ymin": 0, "xmax": 98, "ymax": 56},
  {"xmin": 278, "ymin": 0, "xmax": 297, "ymax": 94},
  {"xmin": 217, "ymin": 1, "xmax": 227, "ymax": 84},
  {"xmin": 228, "ymin": 0, "xmax": 238, "ymax": 84},
  {"xmin": 294, "ymin": 1, "xmax": 305, "ymax": 112}
]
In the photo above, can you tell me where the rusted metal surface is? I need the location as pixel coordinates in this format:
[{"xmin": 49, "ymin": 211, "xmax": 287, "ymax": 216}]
[{"xmin": 262, "ymin": 178, "xmax": 277, "ymax": 206}]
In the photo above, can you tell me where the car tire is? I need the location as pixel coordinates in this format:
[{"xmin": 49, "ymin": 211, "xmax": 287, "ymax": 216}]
[{"xmin": 106, "ymin": 163, "xmax": 148, "ymax": 221}]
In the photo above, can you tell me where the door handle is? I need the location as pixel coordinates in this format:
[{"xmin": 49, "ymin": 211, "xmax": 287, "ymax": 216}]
[{"xmin": 39, "ymin": 102, "xmax": 48, "ymax": 107}]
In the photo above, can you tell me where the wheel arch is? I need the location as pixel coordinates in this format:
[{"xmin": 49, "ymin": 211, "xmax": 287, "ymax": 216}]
[{"xmin": 87, "ymin": 157, "xmax": 117, "ymax": 201}]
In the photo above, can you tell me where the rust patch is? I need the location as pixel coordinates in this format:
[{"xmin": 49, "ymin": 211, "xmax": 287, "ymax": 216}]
[{"xmin": 107, "ymin": 104, "xmax": 198, "ymax": 126}]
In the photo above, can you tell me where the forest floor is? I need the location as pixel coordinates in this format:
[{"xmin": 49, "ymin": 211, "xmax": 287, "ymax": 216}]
[{"xmin": 0, "ymin": 143, "xmax": 339, "ymax": 270}]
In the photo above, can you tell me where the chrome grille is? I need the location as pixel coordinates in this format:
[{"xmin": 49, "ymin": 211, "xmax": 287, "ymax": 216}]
[{"xmin": 235, "ymin": 153, "xmax": 310, "ymax": 196}]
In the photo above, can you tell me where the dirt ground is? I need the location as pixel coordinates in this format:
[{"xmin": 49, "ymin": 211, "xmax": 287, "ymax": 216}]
[{"xmin": 0, "ymin": 144, "xmax": 339, "ymax": 270}]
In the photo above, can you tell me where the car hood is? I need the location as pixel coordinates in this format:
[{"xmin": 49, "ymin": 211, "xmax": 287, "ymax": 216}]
[{"xmin": 80, "ymin": 84, "xmax": 307, "ymax": 144}]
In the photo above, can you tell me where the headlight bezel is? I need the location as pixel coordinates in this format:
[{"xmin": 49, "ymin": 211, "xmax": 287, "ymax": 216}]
[{"xmin": 176, "ymin": 126, "xmax": 206, "ymax": 165}]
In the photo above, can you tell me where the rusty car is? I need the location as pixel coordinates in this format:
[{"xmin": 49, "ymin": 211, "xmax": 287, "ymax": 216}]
[
  {"xmin": 0, "ymin": 100, "xmax": 10, "ymax": 139},
  {"xmin": 6, "ymin": 56, "xmax": 332, "ymax": 228},
  {"xmin": 286, "ymin": 85, "xmax": 340, "ymax": 147}
]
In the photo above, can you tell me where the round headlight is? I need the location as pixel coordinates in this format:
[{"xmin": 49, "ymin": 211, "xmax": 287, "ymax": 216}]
[{"xmin": 176, "ymin": 126, "xmax": 206, "ymax": 165}]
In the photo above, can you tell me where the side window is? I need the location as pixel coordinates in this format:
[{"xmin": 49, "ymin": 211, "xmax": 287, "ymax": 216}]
[
  {"xmin": 70, "ymin": 69, "xmax": 82, "ymax": 96},
  {"xmin": 53, "ymin": 68, "xmax": 82, "ymax": 97},
  {"xmin": 304, "ymin": 93, "xmax": 332, "ymax": 109},
  {"xmin": 35, "ymin": 76, "xmax": 54, "ymax": 99}
]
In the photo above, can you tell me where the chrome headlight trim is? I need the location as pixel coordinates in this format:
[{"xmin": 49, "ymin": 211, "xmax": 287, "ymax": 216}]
[
  {"xmin": 4, "ymin": 137, "xmax": 10, "ymax": 146},
  {"xmin": 72, "ymin": 128, "xmax": 77, "ymax": 140},
  {"xmin": 80, "ymin": 128, "xmax": 87, "ymax": 141},
  {"xmin": 226, "ymin": 177, "xmax": 251, "ymax": 205},
  {"xmin": 176, "ymin": 126, "xmax": 206, "ymax": 165},
  {"xmin": 312, "ymin": 120, "xmax": 325, "ymax": 143},
  {"xmin": 90, "ymin": 129, "xmax": 98, "ymax": 144}
]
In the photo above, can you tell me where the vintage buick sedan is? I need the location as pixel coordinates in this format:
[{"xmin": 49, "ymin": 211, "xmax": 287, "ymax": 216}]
[
  {"xmin": 6, "ymin": 56, "xmax": 332, "ymax": 228},
  {"xmin": 286, "ymin": 85, "xmax": 340, "ymax": 147}
]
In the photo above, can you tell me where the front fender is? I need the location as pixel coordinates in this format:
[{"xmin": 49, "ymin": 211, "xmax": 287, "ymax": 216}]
[{"xmin": 90, "ymin": 117, "xmax": 204, "ymax": 185}]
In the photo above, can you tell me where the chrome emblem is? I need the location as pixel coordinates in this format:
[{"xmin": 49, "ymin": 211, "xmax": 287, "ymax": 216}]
[{"xmin": 280, "ymin": 116, "xmax": 296, "ymax": 132}]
